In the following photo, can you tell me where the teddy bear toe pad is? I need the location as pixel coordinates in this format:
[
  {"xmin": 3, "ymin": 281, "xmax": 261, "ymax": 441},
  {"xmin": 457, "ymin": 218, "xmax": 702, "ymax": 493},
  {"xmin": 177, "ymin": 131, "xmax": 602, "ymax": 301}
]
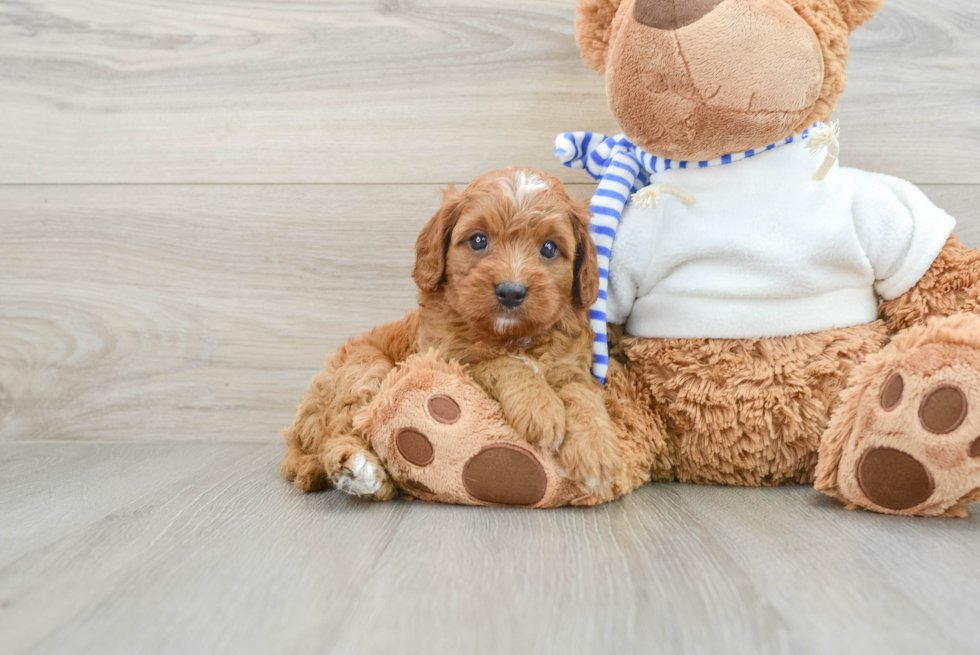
[
  {"xmin": 427, "ymin": 394, "xmax": 460, "ymax": 424},
  {"xmin": 395, "ymin": 428, "xmax": 435, "ymax": 467}
]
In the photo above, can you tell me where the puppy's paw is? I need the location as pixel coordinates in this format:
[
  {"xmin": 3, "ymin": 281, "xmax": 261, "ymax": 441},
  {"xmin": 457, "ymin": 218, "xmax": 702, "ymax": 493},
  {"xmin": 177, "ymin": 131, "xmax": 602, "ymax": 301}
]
[
  {"xmin": 502, "ymin": 392, "xmax": 566, "ymax": 453},
  {"xmin": 561, "ymin": 457, "xmax": 617, "ymax": 506},
  {"xmin": 334, "ymin": 453, "xmax": 383, "ymax": 496},
  {"xmin": 558, "ymin": 427, "xmax": 622, "ymax": 505},
  {"xmin": 324, "ymin": 447, "xmax": 396, "ymax": 501}
]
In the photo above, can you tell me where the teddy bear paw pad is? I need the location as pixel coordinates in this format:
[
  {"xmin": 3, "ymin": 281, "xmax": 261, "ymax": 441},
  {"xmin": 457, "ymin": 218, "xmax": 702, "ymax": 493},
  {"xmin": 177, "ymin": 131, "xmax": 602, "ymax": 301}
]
[
  {"xmin": 856, "ymin": 447, "xmax": 934, "ymax": 511},
  {"xmin": 462, "ymin": 444, "xmax": 548, "ymax": 506}
]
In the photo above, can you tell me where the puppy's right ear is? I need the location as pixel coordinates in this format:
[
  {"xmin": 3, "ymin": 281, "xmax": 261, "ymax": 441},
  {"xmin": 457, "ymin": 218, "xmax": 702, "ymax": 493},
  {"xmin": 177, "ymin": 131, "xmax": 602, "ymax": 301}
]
[
  {"xmin": 412, "ymin": 185, "xmax": 462, "ymax": 292},
  {"xmin": 576, "ymin": 0, "xmax": 626, "ymax": 73}
]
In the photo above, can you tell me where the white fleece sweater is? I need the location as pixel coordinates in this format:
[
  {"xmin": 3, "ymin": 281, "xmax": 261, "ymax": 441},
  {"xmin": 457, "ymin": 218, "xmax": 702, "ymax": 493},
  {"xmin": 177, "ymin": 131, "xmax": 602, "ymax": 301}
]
[{"xmin": 606, "ymin": 139, "xmax": 956, "ymax": 338}]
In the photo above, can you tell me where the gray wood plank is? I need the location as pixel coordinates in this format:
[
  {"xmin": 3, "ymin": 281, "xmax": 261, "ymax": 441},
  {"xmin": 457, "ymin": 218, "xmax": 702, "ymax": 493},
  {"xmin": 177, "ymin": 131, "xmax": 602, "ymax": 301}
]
[
  {"xmin": 0, "ymin": 441, "xmax": 978, "ymax": 655},
  {"xmin": 0, "ymin": 0, "xmax": 977, "ymax": 185},
  {"xmin": 2, "ymin": 183, "xmax": 978, "ymax": 444}
]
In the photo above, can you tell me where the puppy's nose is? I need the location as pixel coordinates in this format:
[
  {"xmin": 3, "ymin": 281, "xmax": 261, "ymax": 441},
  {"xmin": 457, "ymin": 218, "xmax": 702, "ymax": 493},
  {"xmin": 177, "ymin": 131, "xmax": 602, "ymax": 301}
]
[
  {"xmin": 633, "ymin": 0, "xmax": 725, "ymax": 30},
  {"xmin": 494, "ymin": 282, "xmax": 527, "ymax": 308}
]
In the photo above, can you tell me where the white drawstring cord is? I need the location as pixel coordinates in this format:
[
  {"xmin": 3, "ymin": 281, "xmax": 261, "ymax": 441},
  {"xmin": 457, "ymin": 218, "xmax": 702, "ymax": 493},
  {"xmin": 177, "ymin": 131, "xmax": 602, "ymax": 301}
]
[
  {"xmin": 631, "ymin": 183, "xmax": 697, "ymax": 209},
  {"xmin": 807, "ymin": 120, "xmax": 840, "ymax": 181}
]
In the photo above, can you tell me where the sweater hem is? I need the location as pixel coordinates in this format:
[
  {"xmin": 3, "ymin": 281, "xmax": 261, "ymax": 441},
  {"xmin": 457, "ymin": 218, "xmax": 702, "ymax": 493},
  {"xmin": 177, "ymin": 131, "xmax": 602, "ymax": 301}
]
[{"xmin": 625, "ymin": 288, "xmax": 881, "ymax": 339}]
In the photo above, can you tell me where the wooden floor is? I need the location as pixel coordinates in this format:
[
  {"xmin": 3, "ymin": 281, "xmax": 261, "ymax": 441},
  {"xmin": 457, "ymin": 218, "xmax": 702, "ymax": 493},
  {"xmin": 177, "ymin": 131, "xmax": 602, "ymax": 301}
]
[{"xmin": 1, "ymin": 1, "xmax": 979, "ymax": 653}]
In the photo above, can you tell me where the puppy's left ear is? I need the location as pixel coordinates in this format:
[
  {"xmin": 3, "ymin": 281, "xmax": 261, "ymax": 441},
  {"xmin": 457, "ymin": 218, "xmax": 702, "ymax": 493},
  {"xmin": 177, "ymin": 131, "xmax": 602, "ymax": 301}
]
[
  {"xmin": 413, "ymin": 185, "xmax": 462, "ymax": 292},
  {"xmin": 569, "ymin": 198, "xmax": 600, "ymax": 308}
]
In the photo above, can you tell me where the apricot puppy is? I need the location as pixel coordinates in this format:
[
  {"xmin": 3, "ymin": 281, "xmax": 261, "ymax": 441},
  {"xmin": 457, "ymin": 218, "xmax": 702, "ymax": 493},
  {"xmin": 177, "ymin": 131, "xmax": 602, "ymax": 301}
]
[{"xmin": 281, "ymin": 168, "xmax": 623, "ymax": 501}]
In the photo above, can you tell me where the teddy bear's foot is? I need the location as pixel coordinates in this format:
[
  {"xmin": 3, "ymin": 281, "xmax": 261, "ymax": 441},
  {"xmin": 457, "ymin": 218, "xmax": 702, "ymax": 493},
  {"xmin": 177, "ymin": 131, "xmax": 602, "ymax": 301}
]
[
  {"xmin": 816, "ymin": 315, "xmax": 980, "ymax": 517},
  {"xmin": 354, "ymin": 351, "xmax": 586, "ymax": 508}
]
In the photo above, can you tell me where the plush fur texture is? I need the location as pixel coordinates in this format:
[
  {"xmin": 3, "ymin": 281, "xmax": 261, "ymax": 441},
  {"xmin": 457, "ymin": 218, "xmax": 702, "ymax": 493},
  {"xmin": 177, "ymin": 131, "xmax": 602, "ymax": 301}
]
[
  {"xmin": 282, "ymin": 168, "xmax": 650, "ymax": 503},
  {"xmin": 879, "ymin": 235, "xmax": 980, "ymax": 333},
  {"xmin": 575, "ymin": 0, "xmax": 868, "ymax": 160},
  {"xmin": 615, "ymin": 322, "xmax": 890, "ymax": 485},
  {"xmin": 835, "ymin": 0, "xmax": 885, "ymax": 31}
]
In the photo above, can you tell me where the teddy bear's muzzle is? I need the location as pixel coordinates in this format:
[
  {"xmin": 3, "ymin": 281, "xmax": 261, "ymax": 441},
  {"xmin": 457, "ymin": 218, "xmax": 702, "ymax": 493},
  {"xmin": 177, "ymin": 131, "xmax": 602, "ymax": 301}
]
[
  {"xmin": 606, "ymin": 0, "xmax": 825, "ymax": 162},
  {"xmin": 633, "ymin": 0, "xmax": 726, "ymax": 30}
]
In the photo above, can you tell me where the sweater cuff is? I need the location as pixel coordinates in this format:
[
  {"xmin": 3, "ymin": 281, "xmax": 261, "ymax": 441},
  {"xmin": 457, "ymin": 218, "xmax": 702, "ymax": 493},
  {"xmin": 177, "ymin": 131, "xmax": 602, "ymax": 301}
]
[{"xmin": 875, "ymin": 213, "xmax": 956, "ymax": 301}]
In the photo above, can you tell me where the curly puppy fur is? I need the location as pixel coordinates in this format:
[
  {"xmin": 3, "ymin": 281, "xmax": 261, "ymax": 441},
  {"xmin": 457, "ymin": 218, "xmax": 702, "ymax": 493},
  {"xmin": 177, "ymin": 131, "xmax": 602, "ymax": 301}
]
[{"xmin": 282, "ymin": 168, "xmax": 634, "ymax": 501}]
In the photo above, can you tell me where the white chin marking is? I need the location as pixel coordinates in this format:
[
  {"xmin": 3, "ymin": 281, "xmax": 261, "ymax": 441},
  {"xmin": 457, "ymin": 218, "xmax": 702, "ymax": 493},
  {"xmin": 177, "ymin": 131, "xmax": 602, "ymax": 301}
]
[{"xmin": 494, "ymin": 317, "xmax": 520, "ymax": 334}]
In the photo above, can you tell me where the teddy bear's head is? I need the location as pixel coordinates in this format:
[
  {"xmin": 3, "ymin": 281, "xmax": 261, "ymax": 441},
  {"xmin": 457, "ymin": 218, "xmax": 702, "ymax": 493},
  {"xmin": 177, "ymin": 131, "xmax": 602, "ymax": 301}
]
[{"xmin": 576, "ymin": 0, "xmax": 883, "ymax": 161}]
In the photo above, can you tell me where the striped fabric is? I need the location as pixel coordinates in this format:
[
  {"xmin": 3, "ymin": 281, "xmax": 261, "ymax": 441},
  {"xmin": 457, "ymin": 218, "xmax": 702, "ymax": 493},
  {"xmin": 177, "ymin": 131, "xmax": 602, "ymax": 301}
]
[{"xmin": 554, "ymin": 126, "xmax": 816, "ymax": 383}]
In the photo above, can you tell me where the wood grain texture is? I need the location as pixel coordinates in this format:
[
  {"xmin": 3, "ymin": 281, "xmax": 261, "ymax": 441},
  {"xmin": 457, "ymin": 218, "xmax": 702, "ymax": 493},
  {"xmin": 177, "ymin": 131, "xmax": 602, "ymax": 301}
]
[
  {"xmin": 1, "ymin": 441, "xmax": 979, "ymax": 655},
  {"xmin": 0, "ymin": 184, "xmax": 432, "ymax": 443},
  {"xmin": 3, "ymin": 184, "xmax": 977, "ymax": 444},
  {"xmin": 0, "ymin": 0, "xmax": 977, "ymax": 185}
]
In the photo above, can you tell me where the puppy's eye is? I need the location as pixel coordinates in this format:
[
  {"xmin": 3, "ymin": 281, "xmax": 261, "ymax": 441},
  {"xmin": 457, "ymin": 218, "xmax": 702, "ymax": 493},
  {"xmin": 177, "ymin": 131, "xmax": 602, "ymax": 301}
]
[
  {"xmin": 540, "ymin": 240, "xmax": 559, "ymax": 260},
  {"xmin": 469, "ymin": 232, "xmax": 489, "ymax": 251}
]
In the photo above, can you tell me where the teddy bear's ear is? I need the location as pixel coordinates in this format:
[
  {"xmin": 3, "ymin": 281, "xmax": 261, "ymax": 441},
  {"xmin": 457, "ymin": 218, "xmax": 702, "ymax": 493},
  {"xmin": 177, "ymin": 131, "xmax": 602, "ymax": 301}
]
[
  {"xmin": 575, "ymin": 0, "xmax": 626, "ymax": 73},
  {"xmin": 834, "ymin": 0, "xmax": 884, "ymax": 32}
]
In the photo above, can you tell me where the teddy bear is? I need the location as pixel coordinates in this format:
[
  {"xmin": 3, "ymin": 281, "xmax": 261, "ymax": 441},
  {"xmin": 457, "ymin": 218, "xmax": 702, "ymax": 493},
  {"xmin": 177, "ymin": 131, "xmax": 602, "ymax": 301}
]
[{"xmin": 554, "ymin": 0, "xmax": 980, "ymax": 516}]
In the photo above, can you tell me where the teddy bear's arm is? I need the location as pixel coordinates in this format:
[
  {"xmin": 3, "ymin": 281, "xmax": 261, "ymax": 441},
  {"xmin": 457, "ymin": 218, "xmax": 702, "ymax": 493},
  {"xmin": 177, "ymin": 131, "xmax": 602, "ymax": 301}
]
[{"xmin": 878, "ymin": 234, "xmax": 980, "ymax": 332}]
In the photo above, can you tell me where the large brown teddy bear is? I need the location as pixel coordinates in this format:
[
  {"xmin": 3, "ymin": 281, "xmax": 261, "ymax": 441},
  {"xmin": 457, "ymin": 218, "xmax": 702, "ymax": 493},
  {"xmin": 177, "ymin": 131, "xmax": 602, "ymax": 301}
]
[{"xmin": 560, "ymin": 0, "xmax": 980, "ymax": 516}]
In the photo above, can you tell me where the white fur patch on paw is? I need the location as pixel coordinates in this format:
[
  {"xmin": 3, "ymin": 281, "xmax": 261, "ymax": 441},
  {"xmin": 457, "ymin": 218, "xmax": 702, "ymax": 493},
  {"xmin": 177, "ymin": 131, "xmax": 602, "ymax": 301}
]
[{"xmin": 336, "ymin": 454, "xmax": 382, "ymax": 496}]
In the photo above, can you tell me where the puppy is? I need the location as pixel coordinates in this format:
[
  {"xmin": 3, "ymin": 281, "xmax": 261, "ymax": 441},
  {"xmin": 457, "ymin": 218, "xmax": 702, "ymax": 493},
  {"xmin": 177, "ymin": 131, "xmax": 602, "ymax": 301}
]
[{"xmin": 281, "ymin": 167, "xmax": 623, "ymax": 502}]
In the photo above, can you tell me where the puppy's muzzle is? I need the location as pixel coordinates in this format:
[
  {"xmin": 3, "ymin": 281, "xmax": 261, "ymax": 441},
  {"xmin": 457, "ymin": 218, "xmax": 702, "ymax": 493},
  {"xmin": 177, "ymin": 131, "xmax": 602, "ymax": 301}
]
[{"xmin": 494, "ymin": 281, "xmax": 527, "ymax": 309}]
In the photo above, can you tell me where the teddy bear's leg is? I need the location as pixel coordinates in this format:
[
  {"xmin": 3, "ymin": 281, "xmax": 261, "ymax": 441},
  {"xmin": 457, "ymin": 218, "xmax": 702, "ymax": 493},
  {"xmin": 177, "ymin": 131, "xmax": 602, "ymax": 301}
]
[
  {"xmin": 355, "ymin": 351, "xmax": 589, "ymax": 508},
  {"xmin": 815, "ymin": 314, "xmax": 980, "ymax": 517},
  {"xmin": 616, "ymin": 324, "xmax": 889, "ymax": 486}
]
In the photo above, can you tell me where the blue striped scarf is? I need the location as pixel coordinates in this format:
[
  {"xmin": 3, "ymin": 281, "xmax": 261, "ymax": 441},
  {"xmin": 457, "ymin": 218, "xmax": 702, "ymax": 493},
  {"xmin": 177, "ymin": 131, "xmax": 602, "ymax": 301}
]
[{"xmin": 555, "ymin": 127, "xmax": 814, "ymax": 383}]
